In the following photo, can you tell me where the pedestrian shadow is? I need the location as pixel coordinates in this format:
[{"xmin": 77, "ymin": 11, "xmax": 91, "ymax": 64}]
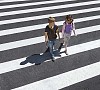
[{"xmin": 20, "ymin": 43, "xmax": 63, "ymax": 65}]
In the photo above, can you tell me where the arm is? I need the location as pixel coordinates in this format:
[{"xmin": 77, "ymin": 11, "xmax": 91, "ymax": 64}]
[
  {"xmin": 44, "ymin": 32, "xmax": 48, "ymax": 47},
  {"xmin": 56, "ymin": 28, "xmax": 60, "ymax": 39},
  {"xmin": 61, "ymin": 23, "xmax": 65, "ymax": 38},
  {"xmin": 72, "ymin": 22, "xmax": 77, "ymax": 36},
  {"xmin": 44, "ymin": 32, "xmax": 48, "ymax": 42}
]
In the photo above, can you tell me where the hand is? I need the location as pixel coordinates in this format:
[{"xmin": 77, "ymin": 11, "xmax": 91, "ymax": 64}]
[{"xmin": 45, "ymin": 41, "xmax": 48, "ymax": 47}]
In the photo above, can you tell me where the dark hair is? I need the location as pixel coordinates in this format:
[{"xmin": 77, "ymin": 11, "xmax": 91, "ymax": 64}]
[
  {"xmin": 66, "ymin": 15, "xmax": 72, "ymax": 20},
  {"xmin": 65, "ymin": 15, "xmax": 73, "ymax": 24}
]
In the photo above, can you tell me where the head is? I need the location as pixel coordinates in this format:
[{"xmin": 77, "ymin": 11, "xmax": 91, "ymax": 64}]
[
  {"xmin": 48, "ymin": 17, "xmax": 55, "ymax": 26},
  {"xmin": 65, "ymin": 15, "xmax": 73, "ymax": 24}
]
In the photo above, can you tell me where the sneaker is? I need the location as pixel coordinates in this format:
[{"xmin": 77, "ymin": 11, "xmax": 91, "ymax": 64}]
[
  {"xmin": 35, "ymin": 63, "xmax": 41, "ymax": 65},
  {"xmin": 52, "ymin": 56, "xmax": 55, "ymax": 62}
]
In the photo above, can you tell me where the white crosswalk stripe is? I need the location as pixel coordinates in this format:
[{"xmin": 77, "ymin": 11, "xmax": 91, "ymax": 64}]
[
  {"xmin": 0, "ymin": 0, "xmax": 100, "ymax": 90},
  {"xmin": 0, "ymin": 0, "xmax": 75, "ymax": 9},
  {"xmin": 0, "ymin": 1, "xmax": 100, "ymax": 17},
  {"xmin": 1, "ymin": 14, "xmax": 100, "ymax": 36},
  {"xmin": 12, "ymin": 61, "xmax": 100, "ymax": 90},
  {"xmin": 0, "ymin": 12, "xmax": 100, "ymax": 26},
  {"xmin": 0, "ymin": 25, "xmax": 100, "ymax": 51},
  {"xmin": 0, "ymin": 0, "xmax": 27, "ymax": 3},
  {"xmin": 0, "ymin": 39, "xmax": 100, "ymax": 74}
]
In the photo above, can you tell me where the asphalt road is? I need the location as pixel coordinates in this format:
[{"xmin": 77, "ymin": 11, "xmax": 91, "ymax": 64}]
[{"xmin": 0, "ymin": 0, "xmax": 100, "ymax": 90}]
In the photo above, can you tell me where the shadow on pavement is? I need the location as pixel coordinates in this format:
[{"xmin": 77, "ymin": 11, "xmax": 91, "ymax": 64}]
[{"xmin": 20, "ymin": 43, "xmax": 63, "ymax": 65}]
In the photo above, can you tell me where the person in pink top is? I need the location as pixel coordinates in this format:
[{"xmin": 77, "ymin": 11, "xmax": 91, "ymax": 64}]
[{"xmin": 61, "ymin": 15, "xmax": 77, "ymax": 55}]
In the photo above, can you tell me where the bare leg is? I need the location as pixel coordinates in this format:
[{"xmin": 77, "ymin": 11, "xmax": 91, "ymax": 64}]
[
  {"xmin": 65, "ymin": 42, "xmax": 68, "ymax": 55},
  {"xmin": 64, "ymin": 33, "xmax": 70, "ymax": 55}
]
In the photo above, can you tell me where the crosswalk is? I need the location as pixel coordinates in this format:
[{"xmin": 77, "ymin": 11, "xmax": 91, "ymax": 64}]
[
  {"xmin": 0, "ymin": 0, "xmax": 100, "ymax": 90},
  {"xmin": 0, "ymin": 0, "xmax": 27, "ymax": 3}
]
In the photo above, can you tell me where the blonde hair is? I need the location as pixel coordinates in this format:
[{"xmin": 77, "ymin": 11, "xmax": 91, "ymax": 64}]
[{"xmin": 48, "ymin": 17, "xmax": 55, "ymax": 23}]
